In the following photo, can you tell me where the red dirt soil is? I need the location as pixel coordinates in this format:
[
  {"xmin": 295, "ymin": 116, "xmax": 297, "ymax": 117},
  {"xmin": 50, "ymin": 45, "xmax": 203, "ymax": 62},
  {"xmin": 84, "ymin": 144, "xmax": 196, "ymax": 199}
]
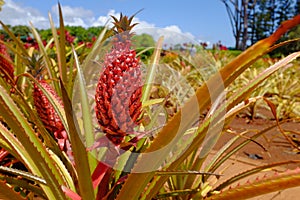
[{"xmin": 211, "ymin": 108, "xmax": 300, "ymax": 200}]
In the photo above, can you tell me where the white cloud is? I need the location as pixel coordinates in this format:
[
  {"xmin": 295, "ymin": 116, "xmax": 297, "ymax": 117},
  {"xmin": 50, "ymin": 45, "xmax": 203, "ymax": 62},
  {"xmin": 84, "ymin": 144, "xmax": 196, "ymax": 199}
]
[
  {"xmin": 85, "ymin": 9, "xmax": 195, "ymax": 45},
  {"xmin": 51, "ymin": 5, "xmax": 95, "ymax": 28},
  {"xmin": 0, "ymin": 1, "xmax": 199, "ymax": 45},
  {"xmin": 91, "ymin": 9, "xmax": 117, "ymax": 27},
  {"xmin": 164, "ymin": 25, "xmax": 181, "ymax": 33},
  {"xmin": 0, "ymin": 0, "xmax": 49, "ymax": 28},
  {"xmin": 135, "ymin": 26, "xmax": 197, "ymax": 46},
  {"xmin": 90, "ymin": 9, "xmax": 155, "ymax": 29}
]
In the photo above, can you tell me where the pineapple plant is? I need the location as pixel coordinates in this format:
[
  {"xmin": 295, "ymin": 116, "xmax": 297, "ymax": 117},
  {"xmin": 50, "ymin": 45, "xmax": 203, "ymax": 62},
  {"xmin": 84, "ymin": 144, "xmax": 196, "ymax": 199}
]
[
  {"xmin": 0, "ymin": 39, "xmax": 14, "ymax": 84},
  {"xmin": 33, "ymin": 80, "xmax": 64, "ymax": 134},
  {"xmin": 95, "ymin": 13, "xmax": 143, "ymax": 146},
  {"xmin": 33, "ymin": 80, "xmax": 73, "ymax": 162},
  {"xmin": 0, "ymin": 4, "xmax": 300, "ymax": 199}
]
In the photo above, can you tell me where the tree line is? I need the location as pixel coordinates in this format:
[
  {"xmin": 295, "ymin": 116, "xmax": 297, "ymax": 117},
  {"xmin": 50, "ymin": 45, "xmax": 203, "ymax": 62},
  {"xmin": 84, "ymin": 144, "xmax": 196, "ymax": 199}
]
[
  {"xmin": 222, "ymin": 0, "xmax": 300, "ymax": 51},
  {"xmin": 0, "ymin": 25, "xmax": 104, "ymax": 43},
  {"xmin": 0, "ymin": 25, "xmax": 157, "ymax": 50},
  {"xmin": 2, "ymin": 0, "xmax": 300, "ymax": 56}
]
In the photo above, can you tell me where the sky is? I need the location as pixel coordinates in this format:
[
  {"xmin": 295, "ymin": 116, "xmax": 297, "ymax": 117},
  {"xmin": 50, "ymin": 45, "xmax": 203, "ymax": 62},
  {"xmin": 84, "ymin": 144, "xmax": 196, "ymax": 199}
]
[{"xmin": 0, "ymin": 0, "xmax": 235, "ymax": 48}]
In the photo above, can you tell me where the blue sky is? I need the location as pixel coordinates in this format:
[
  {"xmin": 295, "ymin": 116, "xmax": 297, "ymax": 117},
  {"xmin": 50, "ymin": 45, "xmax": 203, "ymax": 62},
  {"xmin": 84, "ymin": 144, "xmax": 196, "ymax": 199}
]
[{"xmin": 0, "ymin": 0, "xmax": 235, "ymax": 47}]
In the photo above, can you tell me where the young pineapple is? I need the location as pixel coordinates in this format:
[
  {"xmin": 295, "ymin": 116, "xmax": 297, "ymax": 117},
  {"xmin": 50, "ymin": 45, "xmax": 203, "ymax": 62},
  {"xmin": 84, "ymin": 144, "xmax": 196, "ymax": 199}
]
[
  {"xmin": 33, "ymin": 81, "xmax": 64, "ymax": 133},
  {"xmin": 95, "ymin": 13, "xmax": 143, "ymax": 145},
  {"xmin": 33, "ymin": 80, "xmax": 73, "ymax": 162},
  {"xmin": 0, "ymin": 40, "xmax": 14, "ymax": 83}
]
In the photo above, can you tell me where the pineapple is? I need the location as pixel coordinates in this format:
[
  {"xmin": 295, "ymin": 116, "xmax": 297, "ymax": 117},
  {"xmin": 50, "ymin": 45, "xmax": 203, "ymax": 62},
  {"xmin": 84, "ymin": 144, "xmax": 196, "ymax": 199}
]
[
  {"xmin": 33, "ymin": 80, "xmax": 65, "ymax": 133},
  {"xmin": 0, "ymin": 40, "xmax": 14, "ymax": 83},
  {"xmin": 33, "ymin": 80, "xmax": 73, "ymax": 161},
  {"xmin": 95, "ymin": 13, "xmax": 143, "ymax": 146}
]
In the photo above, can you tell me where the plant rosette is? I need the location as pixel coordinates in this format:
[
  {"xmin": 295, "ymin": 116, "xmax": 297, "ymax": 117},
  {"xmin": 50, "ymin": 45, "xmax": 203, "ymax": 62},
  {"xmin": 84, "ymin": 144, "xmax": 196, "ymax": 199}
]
[{"xmin": 71, "ymin": 27, "xmax": 226, "ymax": 173}]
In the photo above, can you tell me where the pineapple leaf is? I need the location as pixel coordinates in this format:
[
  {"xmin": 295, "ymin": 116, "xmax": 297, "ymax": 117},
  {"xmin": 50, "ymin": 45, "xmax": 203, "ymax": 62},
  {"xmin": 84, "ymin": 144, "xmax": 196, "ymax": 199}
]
[
  {"xmin": 116, "ymin": 14, "xmax": 300, "ymax": 200},
  {"xmin": 136, "ymin": 46, "xmax": 154, "ymax": 58},
  {"xmin": 155, "ymin": 189, "xmax": 199, "ymax": 199},
  {"xmin": 141, "ymin": 36, "xmax": 164, "ymax": 104},
  {"xmin": 155, "ymin": 170, "xmax": 221, "ymax": 176},
  {"xmin": 62, "ymin": 186, "xmax": 82, "ymax": 200},
  {"xmin": 138, "ymin": 49, "xmax": 299, "ymax": 195},
  {"xmin": 48, "ymin": 148, "xmax": 76, "ymax": 192},
  {"xmin": 0, "ymin": 122, "xmax": 30, "ymax": 165},
  {"xmin": 213, "ymin": 160, "xmax": 300, "ymax": 192},
  {"xmin": 29, "ymin": 22, "xmax": 61, "ymax": 94},
  {"xmin": 194, "ymin": 97, "xmax": 263, "ymax": 184},
  {"xmin": 60, "ymin": 78, "xmax": 95, "ymax": 200},
  {"xmin": 111, "ymin": 13, "xmax": 138, "ymax": 33},
  {"xmin": 82, "ymin": 26, "xmax": 109, "ymax": 67},
  {"xmin": 0, "ymin": 166, "xmax": 46, "ymax": 185},
  {"xmin": 151, "ymin": 51, "xmax": 300, "ymax": 198},
  {"xmin": 72, "ymin": 47, "xmax": 97, "ymax": 172},
  {"xmin": 207, "ymin": 123, "xmax": 278, "ymax": 177},
  {"xmin": 224, "ymin": 51, "xmax": 300, "ymax": 112},
  {"xmin": 0, "ymin": 85, "xmax": 67, "ymax": 199},
  {"xmin": 9, "ymin": 80, "xmax": 76, "ymax": 182},
  {"xmin": 194, "ymin": 50, "xmax": 300, "ymax": 182},
  {"xmin": 0, "ymin": 180, "xmax": 25, "ymax": 200},
  {"xmin": 0, "ymin": 174, "xmax": 45, "ymax": 198},
  {"xmin": 0, "ymin": 21, "xmax": 29, "ymax": 58},
  {"xmin": 142, "ymin": 98, "xmax": 165, "ymax": 108},
  {"xmin": 206, "ymin": 166, "xmax": 300, "ymax": 200},
  {"xmin": 58, "ymin": 3, "xmax": 67, "ymax": 85}
]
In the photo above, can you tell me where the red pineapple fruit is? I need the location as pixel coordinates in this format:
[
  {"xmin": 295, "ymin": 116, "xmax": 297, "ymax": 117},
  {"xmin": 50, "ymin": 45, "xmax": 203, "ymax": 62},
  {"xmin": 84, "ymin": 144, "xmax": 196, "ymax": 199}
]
[
  {"xmin": 0, "ymin": 40, "xmax": 14, "ymax": 83},
  {"xmin": 33, "ymin": 81, "xmax": 64, "ymax": 133},
  {"xmin": 95, "ymin": 13, "xmax": 143, "ymax": 146},
  {"xmin": 33, "ymin": 80, "xmax": 73, "ymax": 161}
]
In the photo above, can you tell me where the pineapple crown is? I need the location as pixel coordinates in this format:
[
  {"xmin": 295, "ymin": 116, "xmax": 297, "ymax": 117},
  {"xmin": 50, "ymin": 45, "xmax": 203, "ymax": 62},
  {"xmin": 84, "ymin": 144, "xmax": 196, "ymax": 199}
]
[
  {"xmin": 26, "ymin": 53, "xmax": 46, "ymax": 80},
  {"xmin": 111, "ymin": 13, "xmax": 138, "ymax": 35},
  {"xmin": 110, "ymin": 10, "xmax": 143, "ymax": 42}
]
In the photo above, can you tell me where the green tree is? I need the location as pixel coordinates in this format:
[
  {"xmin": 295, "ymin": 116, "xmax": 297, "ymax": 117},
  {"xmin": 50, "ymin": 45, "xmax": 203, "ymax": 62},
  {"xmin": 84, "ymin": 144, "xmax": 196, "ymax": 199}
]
[
  {"xmin": 254, "ymin": 0, "xmax": 274, "ymax": 42},
  {"xmin": 249, "ymin": 0, "xmax": 294, "ymax": 44},
  {"xmin": 248, "ymin": 0, "xmax": 258, "ymax": 46},
  {"xmin": 222, "ymin": 0, "xmax": 296, "ymax": 49},
  {"xmin": 276, "ymin": 0, "xmax": 300, "ymax": 55},
  {"xmin": 65, "ymin": 26, "xmax": 88, "ymax": 42},
  {"xmin": 0, "ymin": 28, "xmax": 8, "ymax": 39},
  {"xmin": 287, "ymin": 25, "xmax": 300, "ymax": 43},
  {"xmin": 11, "ymin": 25, "xmax": 31, "ymax": 38},
  {"xmin": 276, "ymin": 0, "xmax": 294, "ymax": 26},
  {"xmin": 295, "ymin": 0, "xmax": 300, "ymax": 14},
  {"xmin": 39, "ymin": 29, "xmax": 53, "ymax": 41},
  {"xmin": 221, "ymin": 0, "xmax": 257, "ymax": 50},
  {"xmin": 132, "ymin": 33, "xmax": 155, "ymax": 47},
  {"xmin": 86, "ymin": 26, "xmax": 104, "ymax": 39}
]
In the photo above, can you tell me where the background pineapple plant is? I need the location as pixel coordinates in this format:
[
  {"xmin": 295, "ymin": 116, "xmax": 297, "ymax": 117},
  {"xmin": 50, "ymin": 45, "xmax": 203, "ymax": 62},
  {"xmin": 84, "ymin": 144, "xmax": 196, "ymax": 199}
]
[
  {"xmin": 33, "ymin": 80, "xmax": 73, "ymax": 162},
  {"xmin": 0, "ymin": 38, "xmax": 14, "ymax": 84},
  {"xmin": 0, "ymin": 3, "xmax": 299, "ymax": 200}
]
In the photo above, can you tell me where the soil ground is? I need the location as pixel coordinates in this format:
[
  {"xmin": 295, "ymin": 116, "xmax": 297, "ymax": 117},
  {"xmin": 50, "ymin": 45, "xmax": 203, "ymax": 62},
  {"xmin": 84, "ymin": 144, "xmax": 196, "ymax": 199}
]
[{"xmin": 211, "ymin": 107, "xmax": 300, "ymax": 200}]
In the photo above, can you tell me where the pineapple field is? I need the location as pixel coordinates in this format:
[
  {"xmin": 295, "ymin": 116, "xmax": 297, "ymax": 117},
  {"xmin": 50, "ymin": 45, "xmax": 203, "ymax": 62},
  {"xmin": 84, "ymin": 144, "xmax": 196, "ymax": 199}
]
[{"xmin": 1, "ymin": 3, "xmax": 300, "ymax": 200}]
